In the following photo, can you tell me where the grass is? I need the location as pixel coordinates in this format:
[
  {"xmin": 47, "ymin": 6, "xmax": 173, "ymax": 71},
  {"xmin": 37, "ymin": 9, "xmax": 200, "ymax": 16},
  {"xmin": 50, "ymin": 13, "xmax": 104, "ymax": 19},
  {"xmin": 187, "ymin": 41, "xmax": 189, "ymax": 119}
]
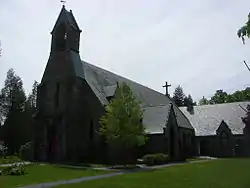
[
  {"xmin": 186, "ymin": 157, "xmax": 207, "ymax": 162},
  {"xmin": 56, "ymin": 158, "xmax": 250, "ymax": 188},
  {"xmin": 0, "ymin": 164, "xmax": 109, "ymax": 188},
  {"xmin": 63, "ymin": 162, "xmax": 107, "ymax": 168}
]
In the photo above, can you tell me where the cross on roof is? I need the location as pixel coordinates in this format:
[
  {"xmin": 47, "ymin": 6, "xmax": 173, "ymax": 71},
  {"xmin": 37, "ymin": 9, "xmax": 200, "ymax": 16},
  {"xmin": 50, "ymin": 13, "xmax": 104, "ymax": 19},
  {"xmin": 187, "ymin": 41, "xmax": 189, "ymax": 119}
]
[{"xmin": 162, "ymin": 81, "xmax": 171, "ymax": 96}]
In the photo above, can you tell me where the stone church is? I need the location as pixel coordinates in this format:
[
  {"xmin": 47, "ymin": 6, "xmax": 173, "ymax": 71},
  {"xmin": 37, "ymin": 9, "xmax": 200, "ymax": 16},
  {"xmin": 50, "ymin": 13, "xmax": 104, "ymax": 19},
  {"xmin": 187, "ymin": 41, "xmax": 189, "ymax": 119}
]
[
  {"xmin": 34, "ymin": 5, "xmax": 195, "ymax": 163},
  {"xmin": 34, "ymin": 6, "xmax": 250, "ymax": 164}
]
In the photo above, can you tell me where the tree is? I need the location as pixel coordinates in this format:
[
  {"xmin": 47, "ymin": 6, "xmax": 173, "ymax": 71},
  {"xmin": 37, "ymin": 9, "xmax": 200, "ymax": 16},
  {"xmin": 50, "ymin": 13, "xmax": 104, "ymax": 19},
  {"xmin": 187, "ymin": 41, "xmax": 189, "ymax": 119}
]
[
  {"xmin": 199, "ymin": 87, "xmax": 250, "ymax": 106},
  {"xmin": 25, "ymin": 80, "xmax": 38, "ymax": 114},
  {"xmin": 99, "ymin": 82, "xmax": 147, "ymax": 162},
  {"xmin": 210, "ymin": 90, "xmax": 228, "ymax": 104},
  {"xmin": 172, "ymin": 85, "xmax": 185, "ymax": 107},
  {"xmin": 237, "ymin": 13, "xmax": 250, "ymax": 44},
  {"xmin": 225, "ymin": 94, "xmax": 234, "ymax": 103},
  {"xmin": 241, "ymin": 105, "xmax": 250, "ymax": 153},
  {"xmin": 184, "ymin": 94, "xmax": 195, "ymax": 113},
  {"xmin": 0, "ymin": 92, "xmax": 5, "ymax": 125},
  {"xmin": 198, "ymin": 96, "xmax": 209, "ymax": 105},
  {"xmin": 0, "ymin": 69, "xmax": 29, "ymax": 154},
  {"xmin": 3, "ymin": 110, "xmax": 34, "ymax": 154},
  {"xmin": 0, "ymin": 69, "xmax": 26, "ymax": 117},
  {"xmin": 231, "ymin": 90, "xmax": 245, "ymax": 102}
]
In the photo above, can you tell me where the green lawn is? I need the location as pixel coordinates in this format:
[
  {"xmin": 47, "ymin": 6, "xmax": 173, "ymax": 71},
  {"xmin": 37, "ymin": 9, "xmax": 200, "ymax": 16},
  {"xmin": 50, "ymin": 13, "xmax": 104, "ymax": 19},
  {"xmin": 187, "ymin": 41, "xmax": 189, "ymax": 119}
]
[
  {"xmin": 57, "ymin": 158, "xmax": 250, "ymax": 188},
  {"xmin": 0, "ymin": 164, "xmax": 108, "ymax": 188}
]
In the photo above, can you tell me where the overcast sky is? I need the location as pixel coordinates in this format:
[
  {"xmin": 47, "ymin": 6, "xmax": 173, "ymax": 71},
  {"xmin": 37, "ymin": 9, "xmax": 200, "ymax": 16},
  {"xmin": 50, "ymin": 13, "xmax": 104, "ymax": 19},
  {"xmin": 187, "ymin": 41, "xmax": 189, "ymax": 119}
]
[{"xmin": 0, "ymin": 0, "xmax": 250, "ymax": 101}]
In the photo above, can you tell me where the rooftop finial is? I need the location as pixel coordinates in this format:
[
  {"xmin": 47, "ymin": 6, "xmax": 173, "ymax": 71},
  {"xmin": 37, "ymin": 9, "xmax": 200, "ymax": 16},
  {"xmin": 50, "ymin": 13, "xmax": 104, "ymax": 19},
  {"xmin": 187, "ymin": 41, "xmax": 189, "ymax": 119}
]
[{"xmin": 60, "ymin": 0, "xmax": 66, "ymax": 7}]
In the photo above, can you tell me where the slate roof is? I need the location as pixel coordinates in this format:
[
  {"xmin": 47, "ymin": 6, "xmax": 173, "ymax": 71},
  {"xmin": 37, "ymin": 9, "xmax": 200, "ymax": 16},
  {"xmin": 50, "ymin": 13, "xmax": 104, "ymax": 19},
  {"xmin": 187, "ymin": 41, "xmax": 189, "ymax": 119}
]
[
  {"xmin": 70, "ymin": 51, "xmax": 194, "ymax": 133},
  {"xmin": 142, "ymin": 105, "xmax": 171, "ymax": 134},
  {"xmin": 179, "ymin": 102, "xmax": 250, "ymax": 136}
]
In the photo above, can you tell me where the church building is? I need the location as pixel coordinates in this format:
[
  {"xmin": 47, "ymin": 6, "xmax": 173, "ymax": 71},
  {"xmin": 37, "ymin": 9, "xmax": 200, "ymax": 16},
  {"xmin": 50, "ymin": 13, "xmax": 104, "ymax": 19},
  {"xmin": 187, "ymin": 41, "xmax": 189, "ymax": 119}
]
[
  {"xmin": 34, "ymin": 5, "xmax": 195, "ymax": 163},
  {"xmin": 180, "ymin": 102, "xmax": 250, "ymax": 157}
]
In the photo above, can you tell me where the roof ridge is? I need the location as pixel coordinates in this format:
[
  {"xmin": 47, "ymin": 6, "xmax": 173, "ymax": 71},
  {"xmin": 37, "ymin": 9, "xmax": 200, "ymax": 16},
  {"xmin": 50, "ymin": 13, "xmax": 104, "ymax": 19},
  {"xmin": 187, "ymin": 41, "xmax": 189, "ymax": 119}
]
[
  {"xmin": 83, "ymin": 61, "xmax": 170, "ymax": 99},
  {"xmin": 179, "ymin": 101, "xmax": 250, "ymax": 109},
  {"xmin": 172, "ymin": 104, "xmax": 194, "ymax": 130},
  {"xmin": 142, "ymin": 104, "xmax": 169, "ymax": 108}
]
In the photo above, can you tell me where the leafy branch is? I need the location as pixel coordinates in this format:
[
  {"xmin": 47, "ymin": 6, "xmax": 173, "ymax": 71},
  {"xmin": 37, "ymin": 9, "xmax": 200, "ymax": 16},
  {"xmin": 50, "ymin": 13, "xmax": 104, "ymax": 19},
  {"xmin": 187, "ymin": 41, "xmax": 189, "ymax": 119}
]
[{"xmin": 237, "ymin": 13, "xmax": 250, "ymax": 44}]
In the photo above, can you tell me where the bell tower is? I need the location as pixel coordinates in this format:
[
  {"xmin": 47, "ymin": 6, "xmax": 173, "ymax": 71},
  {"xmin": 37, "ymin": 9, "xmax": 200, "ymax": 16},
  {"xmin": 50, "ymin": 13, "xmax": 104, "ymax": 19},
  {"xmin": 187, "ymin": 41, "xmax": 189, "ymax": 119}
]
[
  {"xmin": 41, "ymin": 5, "xmax": 83, "ymax": 83},
  {"xmin": 50, "ymin": 5, "xmax": 82, "ymax": 54}
]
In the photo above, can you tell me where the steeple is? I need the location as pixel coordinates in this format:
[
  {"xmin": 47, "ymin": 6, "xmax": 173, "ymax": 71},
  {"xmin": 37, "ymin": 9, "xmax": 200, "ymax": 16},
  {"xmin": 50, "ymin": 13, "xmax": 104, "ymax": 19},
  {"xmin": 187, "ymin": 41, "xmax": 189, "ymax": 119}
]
[{"xmin": 50, "ymin": 5, "xmax": 82, "ymax": 53}]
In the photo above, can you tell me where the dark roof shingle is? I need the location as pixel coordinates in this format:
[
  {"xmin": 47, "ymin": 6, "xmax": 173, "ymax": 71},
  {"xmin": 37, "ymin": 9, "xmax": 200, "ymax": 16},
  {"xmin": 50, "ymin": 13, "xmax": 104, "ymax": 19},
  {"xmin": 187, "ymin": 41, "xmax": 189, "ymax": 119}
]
[
  {"xmin": 82, "ymin": 61, "xmax": 194, "ymax": 133},
  {"xmin": 70, "ymin": 50, "xmax": 193, "ymax": 133}
]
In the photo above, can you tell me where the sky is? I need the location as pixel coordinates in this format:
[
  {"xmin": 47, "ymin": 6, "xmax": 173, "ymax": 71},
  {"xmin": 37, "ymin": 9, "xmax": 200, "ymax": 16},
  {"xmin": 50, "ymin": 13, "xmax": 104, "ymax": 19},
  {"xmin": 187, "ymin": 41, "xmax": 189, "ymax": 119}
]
[{"xmin": 0, "ymin": 0, "xmax": 250, "ymax": 102}]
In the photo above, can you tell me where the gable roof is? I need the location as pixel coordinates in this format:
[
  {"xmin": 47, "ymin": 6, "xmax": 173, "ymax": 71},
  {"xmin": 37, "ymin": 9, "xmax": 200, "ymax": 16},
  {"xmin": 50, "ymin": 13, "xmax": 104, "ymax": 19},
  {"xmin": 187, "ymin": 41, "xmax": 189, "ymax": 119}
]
[
  {"xmin": 180, "ymin": 102, "xmax": 250, "ymax": 136},
  {"xmin": 69, "ymin": 51, "xmax": 193, "ymax": 133},
  {"xmin": 216, "ymin": 120, "xmax": 232, "ymax": 135}
]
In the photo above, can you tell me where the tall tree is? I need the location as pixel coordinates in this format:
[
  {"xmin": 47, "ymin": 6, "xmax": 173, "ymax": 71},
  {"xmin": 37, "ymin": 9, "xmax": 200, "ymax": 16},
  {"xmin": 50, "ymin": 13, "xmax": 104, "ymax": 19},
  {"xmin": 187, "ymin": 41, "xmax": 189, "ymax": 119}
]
[
  {"xmin": 0, "ymin": 69, "xmax": 29, "ymax": 154},
  {"xmin": 198, "ymin": 96, "xmax": 210, "ymax": 105},
  {"xmin": 241, "ymin": 105, "xmax": 250, "ymax": 151},
  {"xmin": 199, "ymin": 87, "xmax": 250, "ymax": 106},
  {"xmin": 0, "ymin": 92, "xmax": 5, "ymax": 126},
  {"xmin": 25, "ymin": 80, "xmax": 38, "ymax": 114},
  {"xmin": 242, "ymin": 87, "xmax": 250, "ymax": 100},
  {"xmin": 210, "ymin": 90, "xmax": 228, "ymax": 104},
  {"xmin": 184, "ymin": 94, "xmax": 195, "ymax": 113},
  {"xmin": 0, "ymin": 68, "xmax": 26, "ymax": 117},
  {"xmin": 173, "ymin": 85, "xmax": 185, "ymax": 107},
  {"xmin": 99, "ymin": 83, "xmax": 147, "ymax": 163},
  {"xmin": 237, "ymin": 13, "xmax": 250, "ymax": 44}
]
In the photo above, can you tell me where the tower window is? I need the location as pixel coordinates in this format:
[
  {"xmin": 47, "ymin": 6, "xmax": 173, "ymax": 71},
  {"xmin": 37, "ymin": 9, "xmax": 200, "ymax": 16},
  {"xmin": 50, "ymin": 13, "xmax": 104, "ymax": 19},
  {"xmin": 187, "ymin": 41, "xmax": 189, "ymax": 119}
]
[{"xmin": 64, "ymin": 32, "xmax": 68, "ymax": 40}]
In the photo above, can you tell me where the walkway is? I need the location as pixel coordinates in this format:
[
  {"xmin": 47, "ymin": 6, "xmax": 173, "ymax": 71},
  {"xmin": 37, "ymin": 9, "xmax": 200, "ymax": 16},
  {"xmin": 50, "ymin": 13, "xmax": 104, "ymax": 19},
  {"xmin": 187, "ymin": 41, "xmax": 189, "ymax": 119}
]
[
  {"xmin": 21, "ymin": 172, "xmax": 126, "ymax": 188},
  {"xmin": 20, "ymin": 159, "xmax": 215, "ymax": 188}
]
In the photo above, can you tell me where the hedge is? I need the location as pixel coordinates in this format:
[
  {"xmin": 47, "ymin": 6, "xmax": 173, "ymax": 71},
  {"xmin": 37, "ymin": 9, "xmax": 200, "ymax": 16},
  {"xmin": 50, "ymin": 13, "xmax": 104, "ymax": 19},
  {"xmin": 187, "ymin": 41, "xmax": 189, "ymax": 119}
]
[{"xmin": 142, "ymin": 153, "xmax": 169, "ymax": 166}]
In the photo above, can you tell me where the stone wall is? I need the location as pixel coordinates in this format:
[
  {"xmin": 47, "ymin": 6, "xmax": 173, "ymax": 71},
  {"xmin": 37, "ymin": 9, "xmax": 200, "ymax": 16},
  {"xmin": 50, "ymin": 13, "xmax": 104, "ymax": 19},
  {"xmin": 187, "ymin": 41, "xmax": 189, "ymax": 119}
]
[
  {"xmin": 143, "ymin": 133, "xmax": 167, "ymax": 155},
  {"xmin": 197, "ymin": 134, "xmax": 247, "ymax": 157},
  {"xmin": 65, "ymin": 77, "xmax": 105, "ymax": 163}
]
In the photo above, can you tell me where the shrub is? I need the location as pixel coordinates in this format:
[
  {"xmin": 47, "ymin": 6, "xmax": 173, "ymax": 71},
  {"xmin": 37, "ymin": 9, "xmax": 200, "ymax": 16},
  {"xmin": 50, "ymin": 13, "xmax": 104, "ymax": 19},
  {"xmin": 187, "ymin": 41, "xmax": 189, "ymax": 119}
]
[
  {"xmin": 110, "ymin": 165, "xmax": 140, "ymax": 170},
  {"xmin": 0, "ymin": 155, "xmax": 21, "ymax": 165},
  {"xmin": 19, "ymin": 142, "xmax": 34, "ymax": 161},
  {"xmin": 142, "ymin": 153, "xmax": 169, "ymax": 166},
  {"xmin": 1, "ymin": 163, "xmax": 27, "ymax": 176}
]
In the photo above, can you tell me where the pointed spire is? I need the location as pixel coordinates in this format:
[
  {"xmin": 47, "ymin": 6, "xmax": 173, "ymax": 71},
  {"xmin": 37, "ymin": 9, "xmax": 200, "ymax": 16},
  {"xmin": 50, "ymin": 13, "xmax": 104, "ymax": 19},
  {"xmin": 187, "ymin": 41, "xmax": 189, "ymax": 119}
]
[{"xmin": 51, "ymin": 5, "xmax": 81, "ymax": 34}]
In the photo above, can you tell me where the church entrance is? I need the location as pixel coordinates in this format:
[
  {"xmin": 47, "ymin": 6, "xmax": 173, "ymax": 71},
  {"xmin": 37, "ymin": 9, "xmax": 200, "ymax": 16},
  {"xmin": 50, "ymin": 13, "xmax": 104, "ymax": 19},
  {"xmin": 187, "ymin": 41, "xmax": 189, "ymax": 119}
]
[
  {"xmin": 219, "ymin": 132, "xmax": 231, "ymax": 157},
  {"xmin": 47, "ymin": 123, "xmax": 57, "ymax": 162},
  {"xmin": 46, "ymin": 116, "xmax": 67, "ymax": 162},
  {"xmin": 46, "ymin": 116, "xmax": 63, "ymax": 162}
]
